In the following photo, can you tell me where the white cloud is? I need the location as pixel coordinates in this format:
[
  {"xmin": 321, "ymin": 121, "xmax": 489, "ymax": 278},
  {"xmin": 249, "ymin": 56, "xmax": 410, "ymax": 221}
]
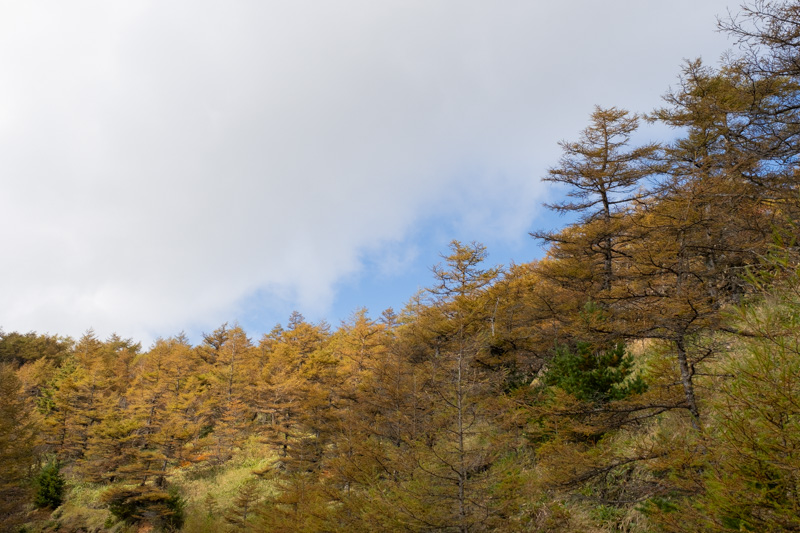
[{"xmin": 0, "ymin": 0, "xmax": 737, "ymax": 342}]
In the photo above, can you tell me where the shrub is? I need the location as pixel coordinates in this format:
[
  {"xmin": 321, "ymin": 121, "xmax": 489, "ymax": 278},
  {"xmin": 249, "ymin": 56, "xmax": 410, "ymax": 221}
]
[
  {"xmin": 543, "ymin": 342, "xmax": 647, "ymax": 403},
  {"xmin": 33, "ymin": 459, "xmax": 65, "ymax": 509},
  {"xmin": 101, "ymin": 485, "xmax": 185, "ymax": 531}
]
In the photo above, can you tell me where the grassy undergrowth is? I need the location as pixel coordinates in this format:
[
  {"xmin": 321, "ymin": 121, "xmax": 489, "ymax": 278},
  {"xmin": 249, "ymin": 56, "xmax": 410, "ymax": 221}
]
[{"xmin": 23, "ymin": 437, "xmax": 278, "ymax": 532}]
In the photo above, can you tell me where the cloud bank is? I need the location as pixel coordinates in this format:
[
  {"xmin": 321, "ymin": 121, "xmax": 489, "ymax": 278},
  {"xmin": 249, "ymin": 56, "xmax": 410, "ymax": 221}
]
[{"xmin": 0, "ymin": 1, "xmax": 736, "ymax": 342}]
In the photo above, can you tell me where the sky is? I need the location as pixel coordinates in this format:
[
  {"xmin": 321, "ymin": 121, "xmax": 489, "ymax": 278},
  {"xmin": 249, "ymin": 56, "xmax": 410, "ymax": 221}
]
[{"xmin": 0, "ymin": 0, "xmax": 741, "ymax": 346}]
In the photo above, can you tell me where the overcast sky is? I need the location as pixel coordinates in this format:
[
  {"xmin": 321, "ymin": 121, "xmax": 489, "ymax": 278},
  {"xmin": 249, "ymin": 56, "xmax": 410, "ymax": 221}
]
[{"xmin": 0, "ymin": 0, "xmax": 740, "ymax": 345}]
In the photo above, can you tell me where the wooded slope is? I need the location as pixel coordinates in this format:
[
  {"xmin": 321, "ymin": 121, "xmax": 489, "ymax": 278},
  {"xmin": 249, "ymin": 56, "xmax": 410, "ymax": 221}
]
[{"xmin": 4, "ymin": 1, "xmax": 800, "ymax": 531}]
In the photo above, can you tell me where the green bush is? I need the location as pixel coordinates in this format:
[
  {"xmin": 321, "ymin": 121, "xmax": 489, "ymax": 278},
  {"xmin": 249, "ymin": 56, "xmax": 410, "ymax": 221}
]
[
  {"xmin": 33, "ymin": 459, "xmax": 65, "ymax": 509},
  {"xmin": 101, "ymin": 485, "xmax": 185, "ymax": 531},
  {"xmin": 543, "ymin": 342, "xmax": 647, "ymax": 403}
]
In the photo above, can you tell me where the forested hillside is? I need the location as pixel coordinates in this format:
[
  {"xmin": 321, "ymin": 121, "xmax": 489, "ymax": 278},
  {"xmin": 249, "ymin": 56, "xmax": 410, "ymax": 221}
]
[{"xmin": 4, "ymin": 1, "xmax": 800, "ymax": 531}]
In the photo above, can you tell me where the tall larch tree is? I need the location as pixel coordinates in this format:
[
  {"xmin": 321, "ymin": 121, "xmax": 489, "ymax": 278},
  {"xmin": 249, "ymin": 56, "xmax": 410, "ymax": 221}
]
[
  {"xmin": 719, "ymin": 0, "xmax": 800, "ymax": 199},
  {"xmin": 0, "ymin": 365, "xmax": 37, "ymax": 530},
  {"xmin": 381, "ymin": 241, "xmax": 512, "ymax": 531},
  {"xmin": 197, "ymin": 324, "xmax": 256, "ymax": 464},
  {"xmin": 624, "ymin": 58, "xmax": 782, "ymax": 427},
  {"xmin": 254, "ymin": 314, "xmax": 331, "ymax": 464},
  {"xmin": 533, "ymin": 106, "xmax": 658, "ymax": 293}
]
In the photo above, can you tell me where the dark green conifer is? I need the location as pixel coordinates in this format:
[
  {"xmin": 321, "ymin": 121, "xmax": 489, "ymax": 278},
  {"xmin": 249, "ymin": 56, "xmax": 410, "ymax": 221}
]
[{"xmin": 33, "ymin": 458, "xmax": 66, "ymax": 509}]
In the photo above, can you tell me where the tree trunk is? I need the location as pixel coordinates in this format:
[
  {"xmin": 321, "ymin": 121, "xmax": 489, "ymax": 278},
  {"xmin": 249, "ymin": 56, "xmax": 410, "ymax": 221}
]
[{"xmin": 675, "ymin": 336, "xmax": 700, "ymax": 431}]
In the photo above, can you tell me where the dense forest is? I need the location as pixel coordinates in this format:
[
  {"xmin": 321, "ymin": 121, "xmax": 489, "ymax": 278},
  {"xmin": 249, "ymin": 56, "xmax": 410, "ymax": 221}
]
[{"xmin": 5, "ymin": 1, "xmax": 800, "ymax": 531}]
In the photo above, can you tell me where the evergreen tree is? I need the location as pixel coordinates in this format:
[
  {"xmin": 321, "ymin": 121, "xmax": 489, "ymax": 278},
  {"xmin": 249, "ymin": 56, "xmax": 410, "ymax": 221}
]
[
  {"xmin": 33, "ymin": 458, "xmax": 66, "ymax": 509},
  {"xmin": 543, "ymin": 342, "xmax": 647, "ymax": 404}
]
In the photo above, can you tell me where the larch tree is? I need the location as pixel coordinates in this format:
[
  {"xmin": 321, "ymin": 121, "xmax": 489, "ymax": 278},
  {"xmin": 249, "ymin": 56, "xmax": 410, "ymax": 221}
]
[
  {"xmin": 718, "ymin": 0, "xmax": 800, "ymax": 195},
  {"xmin": 0, "ymin": 365, "xmax": 37, "ymax": 529},
  {"xmin": 0, "ymin": 330, "xmax": 72, "ymax": 367},
  {"xmin": 254, "ymin": 315, "xmax": 331, "ymax": 464},
  {"xmin": 382, "ymin": 241, "xmax": 509, "ymax": 532},
  {"xmin": 116, "ymin": 337, "xmax": 201, "ymax": 484},
  {"xmin": 201, "ymin": 324, "xmax": 256, "ymax": 464},
  {"xmin": 622, "ymin": 59, "xmax": 783, "ymax": 427},
  {"xmin": 533, "ymin": 106, "xmax": 659, "ymax": 293},
  {"xmin": 77, "ymin": 335, "xmax": 145, "ymax": 483}
]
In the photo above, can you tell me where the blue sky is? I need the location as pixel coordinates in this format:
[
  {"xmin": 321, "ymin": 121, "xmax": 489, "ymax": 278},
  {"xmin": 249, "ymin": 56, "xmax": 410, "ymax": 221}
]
[{"xmin": 0, "ymin": 1, "xmax": 739, "ymax": 346}]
